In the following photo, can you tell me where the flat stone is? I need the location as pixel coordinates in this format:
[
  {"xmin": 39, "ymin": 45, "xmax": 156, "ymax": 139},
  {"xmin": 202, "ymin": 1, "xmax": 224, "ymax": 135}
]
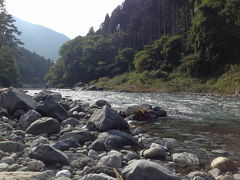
[
  {"xmin": 0, "ymin": 141, "xmax": 24, "ymax": 152},
  {"xmin": 0, "ymin": 171, "xmax": 53, "ymax": 180}
]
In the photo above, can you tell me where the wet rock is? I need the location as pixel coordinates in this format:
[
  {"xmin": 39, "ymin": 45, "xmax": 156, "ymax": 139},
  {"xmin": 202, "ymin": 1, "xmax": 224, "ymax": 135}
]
[
  {"xmin": 98, "ymin": 150, "xmax": 123, "ymax": 168},
  {"xmin": 89, "ymin": 105, "xmax": 129, "ymax": 132},
  {"xmin": 36, "ymin": 98, "xmax": 68, "ymax": 121},
  {"xmin": 61, "ymin": 117, "xmax": 79, "ymax": 127},
  {"xmin": 143, "ymin": 146, "xmax": 166, "ymax": 159},
  {"xmin": 123, "ymin": 159, "xmax": 179, "ymax": 180},
  {"xmin": 0, "ymin": 171, "xmax": 53, "ymax": 180},
  {"xmin": 0, "ymin": 88, "xmax": 37, "ymax": 114},
  {"xmin": 0, "ymin": 141, "xmax": 24, "ymax": 152},
  {"xmin": 210, "ymin": 157, "xmax": 236, "ymax": 172},
  {"xmin": 27, "ymin": 160, "xmax": 45, "ymax": 171},
  {"xmin": 188, "ymin": 171, "xmax": 215, "ymax": 180},
  {"xmin": 172, "ymin": 152, "xmax": 200, "ymax": 167},
  {"xmin": 58, "ymin": 130, "xmax": 95, "ymax": 145},
  {"xmin": 162, "ymin": 138, "xmax": 178, "ymax": 151},
  {"xmin": 0, "ymin": 135, "xmax": 7, "ymax": 142},
  {"xmin": 152, "ymin": 106, "xmax": 167, "ymax": 117},
  {"xmin": 82, "ymin": 173, "xmax": 116, "ymax": 180},
  {"xmin": 123, "ymin": 151, "xmax": 139, "ymax": 161},
  {"xmin": 29, "ymin": 144, "xmax": 69, "ymax": 165},
  {"xmin": 34, "ymin": 90, "xmax": 62, "ymax": 102},
  {"xmin": 19, "ymin": 110, "xmax": 42, "ymax": 130},
  {"xmin": 92, "ymin": 130, "xmax": 135, "ymax": 149},
  {"xmin": 56, "ymin": 170, "xmax": 71, "ymax": 178},
  {"xmin": 95, "ymin": 100, "xmax": 111, "ymax": 107},
  {"xmin": 26, "ymin": 117, "xmax": 61, "ymax": 135}
]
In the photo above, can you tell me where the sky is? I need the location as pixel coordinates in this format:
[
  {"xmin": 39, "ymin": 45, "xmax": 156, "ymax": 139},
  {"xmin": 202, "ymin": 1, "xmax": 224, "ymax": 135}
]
[{"xmin": 6, "ymin": 0, "xmax": 124, "ymax": 39}]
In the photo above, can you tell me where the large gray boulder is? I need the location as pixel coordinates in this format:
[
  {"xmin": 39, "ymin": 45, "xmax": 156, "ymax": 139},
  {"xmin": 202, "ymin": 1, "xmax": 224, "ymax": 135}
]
[
  {"xmin": 34, "ymin": 90, "xmax": 62, "ymax": 102},
  {"xmin": 58, "ymin": 130, "xmax": 95, "ymax": 145},
  {"xmin": 89, "ymin": 105, "xmax": 129, "ymax": 132},
  {"xmin": 0, "ymin": 171, "xmax": 53, "ymax": 180},
  {"xmin": 123, "ymin": 160, "xmax": 180, "ymax": 180},
  {"xmin": 0, "ymin": 88, "xmax": 37, "ymax": 114},
  {"xmin": 36, "ymin": 98, "xmax": 68, "ymax": 121},
  {"xmin": 26, "ymin": 117, "xmax": 61, "ymax": 135},
  {"xmin": 29, "ymin": 144, "xmax": 69, "ymax": 165},
  {"xmin": 0, "ymin": 141, "xmax": 24, "ymax": 152},
  {"xmin": 19, "ymin": 110, "xmax": 42, "ymax": 130},
  {"xmin": 172, "ymin": 152, "xmax": 200, "ymax": 167},
  {"xmin": 90, "ymin": 130, "xmax": 134, "ymax": 150}
]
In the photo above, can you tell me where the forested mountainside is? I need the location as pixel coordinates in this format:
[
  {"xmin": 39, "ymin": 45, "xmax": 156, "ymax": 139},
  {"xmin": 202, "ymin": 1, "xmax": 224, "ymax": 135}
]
[
  {"xmin": 0, "ymin": 0, "xmax": 52, "ymax": 87},
  {"xmin": 46, "ymin": 0, "xmax": 240, "ymax": 93},
  {"xmin": 14, "ymin": 17, "xmax": 70, "ymax": 61}
]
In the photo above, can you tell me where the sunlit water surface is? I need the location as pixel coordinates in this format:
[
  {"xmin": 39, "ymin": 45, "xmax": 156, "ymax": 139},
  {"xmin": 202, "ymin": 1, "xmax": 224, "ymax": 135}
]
[{"xmin": 27, "ymin": 89, "xmax": 240, "ymax": 166}]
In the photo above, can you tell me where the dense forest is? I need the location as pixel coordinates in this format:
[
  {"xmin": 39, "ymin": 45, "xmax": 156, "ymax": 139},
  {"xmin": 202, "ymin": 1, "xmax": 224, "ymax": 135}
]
[
  {"xmin": 45, "ymin": 0, "xmax": 240, "ymax": 93},
  {"xmin": 0, "ymin": 0, "xmax": 52, "ymax": 87}
]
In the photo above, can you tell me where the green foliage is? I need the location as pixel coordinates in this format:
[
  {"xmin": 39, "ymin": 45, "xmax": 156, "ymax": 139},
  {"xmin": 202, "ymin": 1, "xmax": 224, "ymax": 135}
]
[
  {"xmin": 0, "ymin": 47, "xmax": 19, "ymax": 86},
  {"xmin": 187, "ymin": 0, "xmax": 240, "ymax": 77},
  {"xmin": 134, "ymin": 36, "xmax": 183, "ymax": 72},
  {"xmin": 0, "ymin": 0, "xmax": 22, "ymax": 48},
  {"xmin": 11, "ymin": 47, "xmax": 52, "ymax": 85},
  {"xmin": 114, "ymin": 48, "xmax": 135, "ymax": 73}
]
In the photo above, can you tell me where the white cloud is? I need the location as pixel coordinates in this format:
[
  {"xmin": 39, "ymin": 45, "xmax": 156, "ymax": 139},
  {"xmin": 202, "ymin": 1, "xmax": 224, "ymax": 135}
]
[{"xmin": 6, "ymin": 0, "xmax": 124, "ymax": 38}]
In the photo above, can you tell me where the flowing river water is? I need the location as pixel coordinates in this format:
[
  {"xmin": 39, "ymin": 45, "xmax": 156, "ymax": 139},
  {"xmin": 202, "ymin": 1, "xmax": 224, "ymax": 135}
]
[{"xmin": 27, "ymin": 89, "xmax": 240, "ymax": 168}]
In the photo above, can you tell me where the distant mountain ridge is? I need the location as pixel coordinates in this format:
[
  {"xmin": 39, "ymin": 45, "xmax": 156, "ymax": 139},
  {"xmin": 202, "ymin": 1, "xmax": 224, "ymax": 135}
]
[{"xmin": 14, "ymin": 17, "xmax": 70, "ymax": 61}]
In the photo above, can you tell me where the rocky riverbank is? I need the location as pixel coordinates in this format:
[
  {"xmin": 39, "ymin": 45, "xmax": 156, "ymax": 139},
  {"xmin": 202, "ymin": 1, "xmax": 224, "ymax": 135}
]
[{"xmin": 0, "ymin": 88, "xmax": 239, "ymax": 180}]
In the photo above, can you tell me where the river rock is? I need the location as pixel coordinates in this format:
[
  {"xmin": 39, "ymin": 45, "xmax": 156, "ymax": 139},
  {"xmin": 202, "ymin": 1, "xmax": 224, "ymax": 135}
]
[
  {"xmin": 31, "ymin": 136, "xmax": 50, "ymax": 148},
  {"xmin": 0, "ymin": 156, "xmax": 15, "ymax": 165},
  {"xmin": 152, "ymin": 106, "xmax": 167, "ymax": 117},
  {"xmin": 123, "ymin": 159, "xmax": 179, "ymax": 180},
  {"xmin": 172, "ymin": 152, "xmax": 200, "ymax": 167},
  {"xmin": 82, "ymin": 173, "xmax": 116, "ymax": 180},
  {"xmin": 19, "ymin": 110, "xmax": 42, "ymax": 130},
  {"xmin": 210, "ymin": 157, "xmax": 236, "ymax": 172},
  {"xmin": 53, "ymin": 138, "xmax": 80, "ymax": 151},
  {"xmin": 89, "ymin": 105, "xmax": 129, "ymax": 131},
  {"xmin": 0, "ymin": 107, "xmax": 9, "ymax": 118},
  {"xmin": 27, "ymin": 160, "xmax": 45, "ymax": 171},
  {"xmin": 34, "ymin": 90, "xmax": 62, "ymax": 102},
  {"xmin": 56, "ymin": 170, "xmax": 71, "ymax": 178},
  {"xmin": 220, "ymin": 175, "xmax": 234, "ymax": 180},
  {"xmin": 0, "ymin": 88, "xmax": 37, "ymax": 114},
  {"xmin": 188, "ymin": 171, "xmax": 215, "ymax": 180},
  {"xmin": 36, "ymin": 98, "xmax": 68, "ymax": 121},
  {"xmin": 26, "ymin": 117, "xmax": 61, "ymax": 135},
  {"xmin": 162, "ymin": 138, "xmax": 178, "ymax": 151},
  {"xmin": 98, "ymin": 150, "xmax": 123, "ymax": 168},
  {"xmin": 29, "ymin": 144, "xmax": 69, "ymax": 165},
  {"xmin": 95, "ymin": 100, "xmax": 111, "ymax": 107},
  {"xmin": 91, "ymin": 130, "xmax": 134, "ymax": 149},
  {"xmin": 0, "ymin": 141, "xmax": 24, "ymax": 152},
  {"xmin": 58, "ymin": 130, "xmax": 95, "ymax": 144},
  {"xmin": 208, "ymin": 168, "xmax": 222, "ymax": 178},
  {"xmin": 61, "ymin": 117, "xmax": 79, "ymax": 127},
  {"xmin": 143, "ymin": 146, "xmax": 166, "ymax": 159},
  {"xmin": 0, "ymin": 171, "xmax": 53, "ymax": 180}
]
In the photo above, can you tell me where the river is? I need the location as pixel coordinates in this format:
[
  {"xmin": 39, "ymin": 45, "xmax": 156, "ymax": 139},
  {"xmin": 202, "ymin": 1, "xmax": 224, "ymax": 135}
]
[{"xmin": 26, "ymin": 89, "xmax": 240, "ymax": 168}]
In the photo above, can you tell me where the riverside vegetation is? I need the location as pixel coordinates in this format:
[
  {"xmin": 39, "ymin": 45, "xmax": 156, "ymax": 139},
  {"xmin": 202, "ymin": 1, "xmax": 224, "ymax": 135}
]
[
  {"xmin": 45, "ymin": 0, "xmax": 240, "ymax": 94},
  {"xmin": 0, "ymin": 88, "xmax": 239, "ymax": 180}
]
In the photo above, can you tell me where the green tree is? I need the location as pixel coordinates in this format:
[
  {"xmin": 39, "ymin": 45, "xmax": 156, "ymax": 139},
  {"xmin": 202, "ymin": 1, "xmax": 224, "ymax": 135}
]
[
  {"xmin": 0, "ymin": 47, "xmax": 19, "ymax": 86},
  {"xmin": 115, "ymin": 47, "xmax": 135, "ymax": 73},
  {"xmin": 0, "ymin": 0, "xmax": 22, "ymax": 48}
]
